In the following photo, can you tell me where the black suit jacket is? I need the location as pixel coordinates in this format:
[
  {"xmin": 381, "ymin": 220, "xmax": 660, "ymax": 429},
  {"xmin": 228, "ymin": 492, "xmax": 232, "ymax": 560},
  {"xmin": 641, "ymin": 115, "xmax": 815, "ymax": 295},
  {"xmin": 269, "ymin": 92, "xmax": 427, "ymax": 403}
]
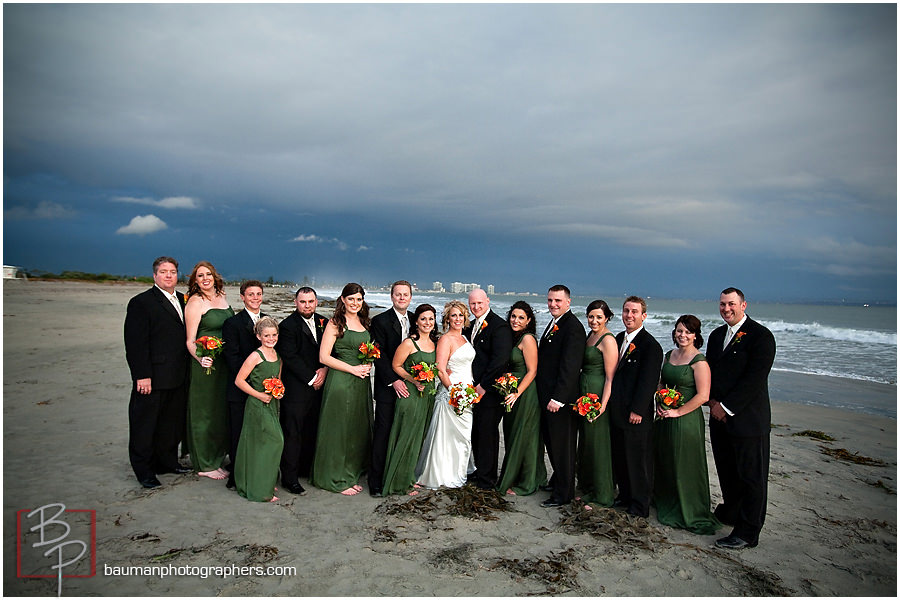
[
  {"xmin": 536, "ymin": 310, "xmax": 586, "ymax": 406},
  {"xmin": 277, "ymin": 311, "xmax": 328, "ymax": 405},
  {"xmin": 609, "ymin": 328, "xmax": 663, "ymax": 429},
  {"xmin": 706, "ymin": 317, "xmax": 776, "ymax": 437},
  {"xmin": 370, "ymin": 308, "xmax": 410, "ymax": 393},
  {"xmin": 222, "ymin": 309, "xmax": 267, "ymax": 404},
  {"xmin": 464, "ymin": 310, "xmax": 514, "ymax": 405},
  {"xmin": 124, "ymin": 286, "xmax": 188, "ymax": 390}
]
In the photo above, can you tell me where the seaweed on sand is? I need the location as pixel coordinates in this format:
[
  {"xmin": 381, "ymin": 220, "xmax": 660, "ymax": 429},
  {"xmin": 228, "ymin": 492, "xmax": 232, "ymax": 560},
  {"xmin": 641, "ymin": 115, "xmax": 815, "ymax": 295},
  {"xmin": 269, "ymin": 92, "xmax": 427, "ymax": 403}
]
[
  {"xmin": 490, "ymin": 548, "xmax": 584, "ymax": 593},
  {"xmin": 819, "ymin": 446, "xmax": 886, "ymax": 466},
  {"xmin": 375, "ymin": 485, "xmax": 512, "ymax": 521},
  {"xmin": 557, "ymin": 505, "xmax": 667, "ymax": 551}
]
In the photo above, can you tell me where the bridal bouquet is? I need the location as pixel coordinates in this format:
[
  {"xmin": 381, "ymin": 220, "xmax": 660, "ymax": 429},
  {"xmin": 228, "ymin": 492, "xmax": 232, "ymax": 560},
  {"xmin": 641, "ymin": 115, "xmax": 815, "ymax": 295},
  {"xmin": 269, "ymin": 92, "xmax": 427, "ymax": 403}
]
[
  {"xmin": 357, "ymin": 341, "xmax": 381, "ymax": 364},
  {"xmin": 195, "ymin": 336, "xmax": 224, "ymax": 375},
  {"xmin": 573, "ymin": 393, "xmax": 604, "ymax": 422},
  {"xmin": 655, "ymin": 386, "xmax": 684, "ymax": 411},
  {"xmin": 448, "ymin": 383, "xmax": 481, "ymax": 416},
  {"xmin": 409, "ymin": 361, "xmax": 438, "ymax": 398},
  {"xmin": 493, "ymin": 373, "xmax": 519, "ymax": 412},
  {"xmin": 262, "ymin": 377, "xmax": 285, "ymax": 400}
]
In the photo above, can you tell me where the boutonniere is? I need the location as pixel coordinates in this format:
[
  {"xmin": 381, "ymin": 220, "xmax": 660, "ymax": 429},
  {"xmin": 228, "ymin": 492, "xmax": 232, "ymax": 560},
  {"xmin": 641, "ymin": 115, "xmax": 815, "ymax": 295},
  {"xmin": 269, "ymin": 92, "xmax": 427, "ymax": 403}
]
[
  {"xmin": 733, "ymin": 331, "xmax": 746, "ymax": 344},
  {"xmin": 547, "ymin": 324, "xmax": 559, "ymax": 339},
  {"xmin": 480, "ymin": 320, "xmax": 488, "ymax": 332},
  {"xmin": 317, "ymin": 317, "xmax": 326, "ymax": 330},
  {"xmin": 626, "ymin": 343, "xmax": 636, "ymax": 357}
]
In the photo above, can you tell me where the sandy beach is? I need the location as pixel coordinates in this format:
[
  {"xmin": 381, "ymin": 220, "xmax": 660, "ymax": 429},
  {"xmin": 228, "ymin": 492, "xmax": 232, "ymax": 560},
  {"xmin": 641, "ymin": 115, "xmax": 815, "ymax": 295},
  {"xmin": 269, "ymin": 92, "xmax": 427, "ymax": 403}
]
[{"xmin": 3, "ymin": 280, "xmax": 896, "ymax": 596}]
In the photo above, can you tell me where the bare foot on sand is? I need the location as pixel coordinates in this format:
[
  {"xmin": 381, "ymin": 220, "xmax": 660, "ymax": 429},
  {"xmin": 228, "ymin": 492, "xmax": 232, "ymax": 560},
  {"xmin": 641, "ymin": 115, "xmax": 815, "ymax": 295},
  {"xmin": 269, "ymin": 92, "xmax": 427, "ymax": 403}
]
[
  {"xmin": 269, "ymin": 496, "xmax": 279, "ymax": 503},
  {"xmin": 352, "ymin": 484, "xmax": 363, "ymax": 492},
  {"xmin": 341, "ymin": 487, "xmax": 360, "ymax": 496},
  {"xmin": 198, "ymin": 470, "xmax": 227, "ymax": 480},
  {"xmin": 409, "ymin": 490, "xmax": 419, "ymax": 496},
  {"xmin": 506, "ymin": 488, "xmax": 516, "ymax": 495}
]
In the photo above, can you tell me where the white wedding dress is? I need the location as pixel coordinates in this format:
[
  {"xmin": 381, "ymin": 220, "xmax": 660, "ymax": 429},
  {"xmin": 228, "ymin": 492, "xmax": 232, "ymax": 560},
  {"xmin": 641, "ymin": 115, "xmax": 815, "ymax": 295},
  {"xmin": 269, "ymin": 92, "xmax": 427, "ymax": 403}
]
[{"xmin": 414, "ymin": 341, "xmax": 477, "ymax": 489}]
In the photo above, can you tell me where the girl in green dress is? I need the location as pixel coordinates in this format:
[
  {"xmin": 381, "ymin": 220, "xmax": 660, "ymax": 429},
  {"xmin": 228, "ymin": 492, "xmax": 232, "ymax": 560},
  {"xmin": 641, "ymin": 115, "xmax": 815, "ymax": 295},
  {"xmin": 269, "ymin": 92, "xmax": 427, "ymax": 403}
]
[
  {"xmin": 575, "ymin": 299, "xmax": 618, "ymax": 506},
  {"xmin": 382, "ymin": 304, "xmax": 439, "ymax": 495},
  {"xmin": 234, "ymin": 317, "xmax": 284, "ymax": 502},
  {"xmin": 310, "ymin": 283, "xmax": 374, "ymax": 496},
  {"xmin": 653, "ymin": 314, "xmax": 721, "ymax": 534},
  {"xmin": 184, "ymin": 261, "xmax": 234, "ymax": 480},
  {"xmin": 497, "ymin": 301, "xmax": 546, "ymax": 496}
]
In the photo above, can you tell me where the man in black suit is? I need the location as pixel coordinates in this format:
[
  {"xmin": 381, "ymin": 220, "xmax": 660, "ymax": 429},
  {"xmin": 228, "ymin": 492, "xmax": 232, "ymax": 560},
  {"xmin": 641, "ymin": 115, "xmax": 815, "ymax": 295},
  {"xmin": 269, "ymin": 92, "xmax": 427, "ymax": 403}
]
[
  {"xmin": 537, "ymin": 284, "xmax": 586, "ymax": 507},
  {"xmin": 608, "ymin": 296, "xmax": 663, "ymax": 517},
  {"xmin": 277, "ymin": 287, "xmax": 329, "ymax": 496},
  {"xmin": 367, "ymin": 280, "xmax": 412, "ymax": 496},
  {"xmin": 465, "ymin": 288, "xmax": 514, "ymax": 489},
  {"xmin": 221, "ymin": 280, "xmax": 266, "ymax": 490},
  {"xmin": 124, "ymin": 256, "xmax": 191, "ymax": 488},
  {"xmin": 706, "ymin": 287, "xmax": 776, "ymax": 550}
]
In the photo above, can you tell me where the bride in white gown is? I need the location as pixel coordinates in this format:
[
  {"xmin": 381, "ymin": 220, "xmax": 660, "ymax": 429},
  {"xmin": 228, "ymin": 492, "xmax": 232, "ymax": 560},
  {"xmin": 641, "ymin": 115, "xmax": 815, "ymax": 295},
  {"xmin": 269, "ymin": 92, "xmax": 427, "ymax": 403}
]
[{"xmin": 415, "ymin": 300, "xmax": 476, "ymax": 489}]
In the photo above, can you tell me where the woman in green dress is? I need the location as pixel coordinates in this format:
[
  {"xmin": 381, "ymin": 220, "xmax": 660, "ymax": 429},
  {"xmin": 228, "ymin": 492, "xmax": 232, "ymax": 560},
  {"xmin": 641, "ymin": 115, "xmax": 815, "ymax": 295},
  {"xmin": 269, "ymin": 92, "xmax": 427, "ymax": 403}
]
[
  {"xmin": 575, "ymin": 299, "xmax": 618, "ymax": 506},
  {"xmin": 497, "ymin": 301, "xmax": 546, "ymax": 496},
  {"xmin": 310, "ymin": 283, "xmax": 374, "ymax": 496},
  {"xmin": 184, "ymin": 261, "xmax": 234, "ymax": 480},
  {"xmin": 653, "ymin": 314, "xmax": 721, "ymax": 534},
  {"xmin": 382, "ymin": 304, "xmax": 439, "ymax": 495},
  {"xmin": 234, "ymin": 317, "xmax": 284, "ymax": 502}
]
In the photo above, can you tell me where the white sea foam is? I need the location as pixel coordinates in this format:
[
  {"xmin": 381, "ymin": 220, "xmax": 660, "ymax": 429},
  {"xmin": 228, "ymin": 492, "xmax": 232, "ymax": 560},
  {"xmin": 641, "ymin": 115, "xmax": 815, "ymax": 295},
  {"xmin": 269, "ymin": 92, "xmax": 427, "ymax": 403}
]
[{"xmin": 764, "ymin": 320, "xmax": 896, "ymax": 345}]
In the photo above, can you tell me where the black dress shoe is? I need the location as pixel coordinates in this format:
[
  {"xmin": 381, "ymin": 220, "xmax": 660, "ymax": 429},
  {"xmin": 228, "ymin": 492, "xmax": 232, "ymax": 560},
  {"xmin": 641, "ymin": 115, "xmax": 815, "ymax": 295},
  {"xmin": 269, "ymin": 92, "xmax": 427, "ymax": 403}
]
[
  {"xmin": 539, "ymin": 484, "xmax": 554, "ymax": 492},
  {"xmin": 283, "ymin": 481, "xmax": 308, "ymax": 496},
  {"xmin": 715, "ymin": 535, "xmax": 757, "ymax": 550},
  {"xmin": 139, "ymin": 476, "xmax": 162, "ymax": 489},
  {"xmin": 540, "ymin": 498, "xmax": 565, "ymax": 508},
  {"xmin": 369, "ymin": 488, "xmax": 383, "ymax": 498},
  {"xmin": 612, "ymin": 499, "xmax": 629, "ymax": 509},
  {"xmin": 226, "ymin": 477, "xmax": 236, "ymax": 490},
  {"xmin": 157, "ymin": 465, "xmax": 191, "ymax": 474}
]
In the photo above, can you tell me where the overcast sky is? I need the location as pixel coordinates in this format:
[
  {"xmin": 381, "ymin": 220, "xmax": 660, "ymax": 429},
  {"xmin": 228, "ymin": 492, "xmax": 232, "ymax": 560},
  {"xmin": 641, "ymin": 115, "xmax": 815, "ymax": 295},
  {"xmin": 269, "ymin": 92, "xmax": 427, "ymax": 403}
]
[{"xmin": 4, "ymin": 4, "xmax": 896, "ymax": 302}]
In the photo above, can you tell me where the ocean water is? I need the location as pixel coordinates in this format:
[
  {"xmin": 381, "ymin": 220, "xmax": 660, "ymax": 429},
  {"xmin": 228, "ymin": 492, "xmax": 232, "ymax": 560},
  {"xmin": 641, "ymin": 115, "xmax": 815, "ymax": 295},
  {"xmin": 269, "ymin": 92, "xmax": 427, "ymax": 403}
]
[{"xmin": 319, "ymin": 289, "xmax": 897, "ymax": 390}]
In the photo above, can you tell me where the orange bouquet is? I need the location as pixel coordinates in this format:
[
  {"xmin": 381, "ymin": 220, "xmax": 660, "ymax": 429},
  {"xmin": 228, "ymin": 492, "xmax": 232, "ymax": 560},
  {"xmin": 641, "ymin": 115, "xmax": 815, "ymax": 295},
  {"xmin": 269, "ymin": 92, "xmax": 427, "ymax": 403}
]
[
  {"xmin": 409, "ymin": 361, "xmax": 437, "ymax": 398},
  {"xmin": 573, "ymin": 393, "xmax": 604, "ymax": 422},
  {"xmin": 262, "ymin": 377, "xmax": 285, "ymax": 400},
  {"xmin": 448, "ymin": 383, "xmax": 481, "ymax": 416},
  {"xmin": 195, "ymin": 335, "xmax": 224, "ymax": 375},
  {"xmin": 357, "ymin": 341, "xmax": 381, "ymax": 364},
  {"xmin": 494, "ymin": 373, "xmax": 519, "ymax": 412},
  {"xmin": 655, "ymin": 386, "xmax": 684, "ymax": 410}
]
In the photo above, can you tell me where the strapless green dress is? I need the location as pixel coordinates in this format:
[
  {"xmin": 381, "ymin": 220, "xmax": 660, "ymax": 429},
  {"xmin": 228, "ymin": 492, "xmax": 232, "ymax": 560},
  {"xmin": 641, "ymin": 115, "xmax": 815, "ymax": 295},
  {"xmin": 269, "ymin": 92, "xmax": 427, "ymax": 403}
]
[
  {"xmin": 653, "ymin": 351, "xmax": 721, "ymax": 534},
  {"xmin": 382, "ymin": 340, "xmax": 437, "ymax": 495},
  {"xmin": 187, "ymin": 306, "xmax": 234, "ymax": 472},
  {"xmin": 310, "ymin": 329, "xmax": 374, "ymax": 492},
  {"xmin": 235, "ymin": 350, "xmax": 284, "ymax": 502}
]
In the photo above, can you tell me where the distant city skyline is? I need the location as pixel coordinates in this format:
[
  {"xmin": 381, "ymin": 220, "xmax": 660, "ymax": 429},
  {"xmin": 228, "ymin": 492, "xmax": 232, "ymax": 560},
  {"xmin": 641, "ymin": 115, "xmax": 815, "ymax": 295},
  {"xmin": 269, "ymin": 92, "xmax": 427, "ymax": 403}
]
[{"xmin": 4, "ymin": 4, "xmax": 896, "ymax": 303}]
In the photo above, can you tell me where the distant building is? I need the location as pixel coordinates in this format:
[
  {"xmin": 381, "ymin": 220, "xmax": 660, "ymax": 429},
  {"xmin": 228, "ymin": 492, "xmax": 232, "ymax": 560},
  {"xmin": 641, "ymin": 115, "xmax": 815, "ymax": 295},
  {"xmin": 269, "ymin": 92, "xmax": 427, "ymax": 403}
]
[
  {"xmin": 451, "ymin": 281, "xmax": 481, "ymax": 294},
  {"xmin": 3, "ymin": 265, "xmax": 19, "ymax": 279},
  {"xmin": 451, "ymin": 282, "xmax": 464, "ymax": 294},
  {"xmin": 432, "ymin": 281, "xmax": 443, "ymax": 292},
  {"xmin": 487, "ymin": 284, "xmax": 495, "ymax": 295}
]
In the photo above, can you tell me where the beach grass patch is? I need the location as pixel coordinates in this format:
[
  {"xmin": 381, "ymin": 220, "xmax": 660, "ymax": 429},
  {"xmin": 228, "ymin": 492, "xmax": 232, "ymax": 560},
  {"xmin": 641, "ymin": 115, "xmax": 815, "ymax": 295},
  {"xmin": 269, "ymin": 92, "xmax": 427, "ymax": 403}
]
[
  {"xmin": 557, "ymin": 505, "xmax": 667, "ymax": 551},
  {"xmin": 819, "ymin": 446, "xmax": 886, "ymax": 466},
  {"xmin": 793, "ymin": 429, "xmax": 836, "ymax": 441}
]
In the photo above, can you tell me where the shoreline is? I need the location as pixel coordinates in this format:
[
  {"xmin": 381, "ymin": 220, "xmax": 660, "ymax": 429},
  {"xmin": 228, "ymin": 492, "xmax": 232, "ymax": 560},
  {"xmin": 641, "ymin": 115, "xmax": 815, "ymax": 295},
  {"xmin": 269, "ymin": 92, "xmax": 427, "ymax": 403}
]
[{"xmin": 3, "ymin": 279, "xmax": 897, "ymax": 596}]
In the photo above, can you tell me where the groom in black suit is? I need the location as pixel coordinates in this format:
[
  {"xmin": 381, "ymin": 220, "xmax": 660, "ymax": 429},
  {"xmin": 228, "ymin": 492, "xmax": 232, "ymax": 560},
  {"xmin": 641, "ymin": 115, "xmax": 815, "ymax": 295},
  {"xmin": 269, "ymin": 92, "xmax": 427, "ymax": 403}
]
[
  {"xmin": 465, "ymin": 288, "xmax": 514, "ymax": 489},
  {"xmin": 537, "ymin": 285, "xmax": 586, "ymax": 507},
  {"xmin": 277, "ymin": 287, "xmax": 329, "ymax": 495},
  {"xmin": 221, "ymin": 280, "xmax": 266, "ymax": 489},
  {"xmin": 124, "ymin": 256, "xmax": 190, "ymax": 488},
  {"xmin": 608, "ymin": 296, "xmax": 663, "ymax": 517},
  {"xmin": 706, "ymin": 287, "xmax": 776, "ymax": 550}
]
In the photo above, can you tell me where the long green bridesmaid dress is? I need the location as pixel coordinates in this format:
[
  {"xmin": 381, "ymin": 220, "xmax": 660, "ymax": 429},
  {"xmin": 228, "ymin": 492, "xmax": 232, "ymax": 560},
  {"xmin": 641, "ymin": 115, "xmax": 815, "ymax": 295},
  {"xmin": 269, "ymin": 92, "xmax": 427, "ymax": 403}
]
[
  {"xmin": 310, "ymin": 329, "xmax": 374, "ymax": 492},
  {"xmin": 652, "ymin": 351, "xmax": 722, "ymax": 534},
  {"xmin": 575, "ymin": 333, "xmax": 615, "ymax": 506},
  {"xmin": 497, "ymin": 333, "xmax": 546, "ymax": 496},
  {"xmin": 187, "ymin": 306, "xmax": 234, "ymax": 472},
  {"xmin": 382, "ymin": 340, "xmax": 437, "ymax": 495},
  {"xmin": 235, "ymin": 349, "xmax": 284, "ymax": 502}
]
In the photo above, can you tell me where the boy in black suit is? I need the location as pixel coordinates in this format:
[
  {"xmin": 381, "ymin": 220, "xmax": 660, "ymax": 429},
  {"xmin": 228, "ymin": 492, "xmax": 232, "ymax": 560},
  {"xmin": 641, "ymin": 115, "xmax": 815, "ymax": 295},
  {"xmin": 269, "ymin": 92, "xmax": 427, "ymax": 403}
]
[{"xmin": 221, "ymin": 280, "xmax": 266, "ymax": 489}]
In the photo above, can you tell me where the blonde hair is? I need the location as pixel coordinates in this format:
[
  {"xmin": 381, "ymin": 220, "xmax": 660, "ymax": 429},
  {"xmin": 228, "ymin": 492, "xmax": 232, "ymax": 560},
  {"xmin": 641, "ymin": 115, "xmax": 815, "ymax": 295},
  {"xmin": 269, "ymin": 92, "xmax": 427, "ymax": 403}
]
[
  {"xmin": 254, "ymin": 316, "xmax": 279, "ymax": 337},
  {"xmin": 441, "ymin": 300, "xmax": 470, "ymax": 332}
]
